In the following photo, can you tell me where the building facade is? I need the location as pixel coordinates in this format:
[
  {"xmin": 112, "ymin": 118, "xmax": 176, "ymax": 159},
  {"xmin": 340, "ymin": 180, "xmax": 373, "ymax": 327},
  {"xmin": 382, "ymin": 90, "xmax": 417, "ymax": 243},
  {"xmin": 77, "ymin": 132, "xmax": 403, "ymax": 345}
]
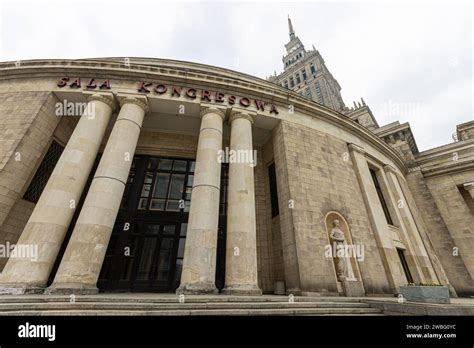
[{"xmin": 0, "ymin": 23, "xmax": 473, "ymax": 297}]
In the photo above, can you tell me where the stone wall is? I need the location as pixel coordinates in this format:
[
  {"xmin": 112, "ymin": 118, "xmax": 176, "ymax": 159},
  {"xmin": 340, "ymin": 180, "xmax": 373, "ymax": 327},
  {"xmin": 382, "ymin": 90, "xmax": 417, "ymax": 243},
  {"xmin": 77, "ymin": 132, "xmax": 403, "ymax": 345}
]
[
  {"xmin": 0, "ymin": 94, "xmax": 78, "ymax": 272},
  {"xmin": 136, "ymin": 130, "xmax": 198, "ymax": 159},
  {"xmin": 274, "ymin": 120, "xmax": 397, "ymax": 295},
  {"xmin": 254, "ymin": 146, "xmax": 274, "ymax": 293},
  {"xmin": 387, "ymin": 137, "xmax": 474, "ymax": 296},
  {"xmin": 0, "ymin": 92, "xmax": 59, "ymax": 228},
  {"xmin": 425, "ymin": 171, "xmax": 474, "ymax": 296},
  {"xmin": 273, "ymin": 122, "xmax": 302, "ymax": 294},
  {"xmin": 0, "ymin": 199, "xmax": 35, "ymax": 270}
]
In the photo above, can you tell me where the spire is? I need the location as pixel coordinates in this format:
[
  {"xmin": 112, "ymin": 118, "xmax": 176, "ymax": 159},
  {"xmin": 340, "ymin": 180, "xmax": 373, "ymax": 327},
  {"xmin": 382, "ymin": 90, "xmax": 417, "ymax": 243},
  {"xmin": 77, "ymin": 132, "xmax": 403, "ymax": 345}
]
[{"xmin": 288, "ymin": 15, "xmax": 295, "ymax": 40}]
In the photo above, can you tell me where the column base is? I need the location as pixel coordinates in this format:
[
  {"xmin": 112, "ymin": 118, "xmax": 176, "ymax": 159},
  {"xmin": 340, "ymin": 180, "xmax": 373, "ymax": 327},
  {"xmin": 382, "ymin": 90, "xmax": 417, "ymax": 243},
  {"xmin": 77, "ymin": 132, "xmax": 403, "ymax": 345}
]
[
  {"xmin": 222, "ymin": 285, "xmax": 262, "ymax": 296},
  {"xmin": 176, "ymin": 282, "xmax": 219, "ymax": 295},
  {"xmin": 0, "ymin": 284, "xmax": 45, "ymax": 295},
  {"xmin": 45, "ymin": 283, "xmax": 99, "ymax": 295}
]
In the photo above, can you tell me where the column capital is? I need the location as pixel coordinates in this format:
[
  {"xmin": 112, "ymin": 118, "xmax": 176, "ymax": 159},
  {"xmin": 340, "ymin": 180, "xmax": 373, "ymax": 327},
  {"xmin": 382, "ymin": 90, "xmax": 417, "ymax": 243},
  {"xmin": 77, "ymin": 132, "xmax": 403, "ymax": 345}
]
[
  {"xmin": 116, "ymin": 94, "xmax": 149, "ymax": 113},
  {"xmin": 200, "ymin": 105, "xmax": 226, "ymax": 120},
  {"xmin": 229, "ymin": 108, "xmax": 256, "ymax": 124},
  {"xmin": 347, "ymin": 143, "xmax": 366, "ymax": 155},
  {"xmin": 83, "ymin": 92, "xmax": 118, "ymax": 112}
]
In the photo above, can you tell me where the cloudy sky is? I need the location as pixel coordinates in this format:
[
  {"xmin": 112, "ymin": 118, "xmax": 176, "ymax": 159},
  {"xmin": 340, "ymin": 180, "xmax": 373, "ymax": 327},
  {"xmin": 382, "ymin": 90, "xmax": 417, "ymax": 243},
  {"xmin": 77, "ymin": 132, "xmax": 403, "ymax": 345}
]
[{"xmin": 0, "ymin": 0, "xmax": 472, "ymax": 151}]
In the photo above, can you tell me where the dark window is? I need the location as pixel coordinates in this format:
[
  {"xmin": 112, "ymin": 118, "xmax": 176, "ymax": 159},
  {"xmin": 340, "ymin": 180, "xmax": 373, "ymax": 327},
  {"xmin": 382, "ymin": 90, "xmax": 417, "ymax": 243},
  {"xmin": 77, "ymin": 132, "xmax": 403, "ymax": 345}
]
[
  {"xmin": 23, "ymin": 140, "xmax": 64, "ymax": 203},
  {"xmin": 137, "ymin": 158, "xmax": 195, "ymax": 212},
  {"xmin": 302, "ymin": 69, "xmax": 307, "ymax": 81},
  {"xmin": 268, "ymin": 162, "xmax": 280, "ymax": 217},
  {"xmin": 369, "ymin": 168, "xmax": 394, "ymax": 225},
  {"xmin": 310, "ymin": 63, "xmax": 316, "ymax": 74},
  {"xmin": 120, "ymin": 158, "xmax": 138, "ymax": 210},
  {"xmin": 295, "ymin": 73, "xmax": 301, "ymax": 85},
  {"xmin": 219, "ymin": 164, "xmax": 229, "ymax": 216},
  {"xmin": 397, "ymin": 248, "xmax": 414, "ymax": 284},
  {"xmin": 289, "ymin": 76, "xmax": 295, "ymax": 88}
]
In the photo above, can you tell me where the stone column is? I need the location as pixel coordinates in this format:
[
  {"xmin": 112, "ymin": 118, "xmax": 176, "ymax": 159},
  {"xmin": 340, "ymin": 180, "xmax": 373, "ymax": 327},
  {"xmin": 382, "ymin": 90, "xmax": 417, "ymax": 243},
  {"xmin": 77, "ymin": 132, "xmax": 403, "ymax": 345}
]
[
  {"xmin": 0, "ymin": 93, "xmax": 116, "ymax": 294},
  {"xmin": 47, "ymin": 95, "xmax": 148, "ymax": 294},
  {"xmin": 222, "ymin": 109, "xmax": 261, "ymax": 295},
  {"xmin": 177, "ymin": 106, "xmax": 225, "ymax": 294}
]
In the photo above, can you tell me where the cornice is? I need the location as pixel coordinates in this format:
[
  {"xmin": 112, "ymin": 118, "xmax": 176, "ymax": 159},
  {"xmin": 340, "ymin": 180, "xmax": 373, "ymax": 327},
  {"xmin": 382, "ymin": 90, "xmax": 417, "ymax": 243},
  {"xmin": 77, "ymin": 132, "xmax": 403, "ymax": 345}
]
[
  {"xmin": 415, "ymin": 139, "xmax": 474, "ymax": 177},
  {"xmin": 375, "ymin": 122, "xmax": 419, "ymax": 154},
  {"xmin": 0, "ymin": 58, "xmax": 408, "ymax": 173}
]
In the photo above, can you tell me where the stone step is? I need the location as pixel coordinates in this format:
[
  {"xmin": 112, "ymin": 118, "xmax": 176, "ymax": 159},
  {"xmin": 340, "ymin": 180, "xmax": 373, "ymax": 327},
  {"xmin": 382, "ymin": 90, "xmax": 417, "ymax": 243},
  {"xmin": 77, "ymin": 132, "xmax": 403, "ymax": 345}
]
[
  {"xmin": 0, "ymin": 295, "xmax": 367, "ymax": 304},
  {"xmin": 0, "ymin": 307, "xmax": 383, "ymax": 316},
  {"xmin": 0, "ymin": 301, "xmax": 372, "ymax": 312},
  {"xmin": 0, "ymin": 294, "xmax": 386, "ymax": 316}
]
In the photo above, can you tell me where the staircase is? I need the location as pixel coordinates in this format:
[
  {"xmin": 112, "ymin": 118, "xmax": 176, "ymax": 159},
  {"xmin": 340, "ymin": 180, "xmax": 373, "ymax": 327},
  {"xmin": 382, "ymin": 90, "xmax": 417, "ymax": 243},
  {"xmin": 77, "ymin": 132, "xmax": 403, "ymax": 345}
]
[{"xmin": 0, "ymin": 294, "xmax": 384, "ymax": 316}]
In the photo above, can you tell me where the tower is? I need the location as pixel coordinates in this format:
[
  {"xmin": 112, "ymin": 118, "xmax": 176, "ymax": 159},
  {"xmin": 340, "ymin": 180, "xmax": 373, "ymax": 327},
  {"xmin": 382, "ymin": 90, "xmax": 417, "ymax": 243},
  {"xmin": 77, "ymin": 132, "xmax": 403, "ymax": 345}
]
[
  {"xmin": 268, "ymin": 16, "xmax": 346, "ymax": 112},
  {"xmin": 268, "ymin": 16, "xmax": 379, "ymax": 130}
]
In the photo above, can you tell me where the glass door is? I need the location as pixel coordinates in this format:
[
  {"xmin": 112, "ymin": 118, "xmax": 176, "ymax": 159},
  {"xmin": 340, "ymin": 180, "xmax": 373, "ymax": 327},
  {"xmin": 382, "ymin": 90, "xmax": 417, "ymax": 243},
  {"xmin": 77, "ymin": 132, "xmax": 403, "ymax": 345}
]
[
  {"xmin": 132, "ymin": 222, "xmax": 180, "ymax": 292},
  {"xmin": 97, "ymin": 155, "xmax": 228, "ymax": 293}
]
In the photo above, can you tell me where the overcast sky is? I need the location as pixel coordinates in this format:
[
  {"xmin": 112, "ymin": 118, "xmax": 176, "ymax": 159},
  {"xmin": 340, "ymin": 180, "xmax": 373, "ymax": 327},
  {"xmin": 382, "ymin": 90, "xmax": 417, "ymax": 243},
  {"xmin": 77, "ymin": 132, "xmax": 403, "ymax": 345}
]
[{"xmin": 0, "ymin": 0, "xmax": 472, "ymax": 151}]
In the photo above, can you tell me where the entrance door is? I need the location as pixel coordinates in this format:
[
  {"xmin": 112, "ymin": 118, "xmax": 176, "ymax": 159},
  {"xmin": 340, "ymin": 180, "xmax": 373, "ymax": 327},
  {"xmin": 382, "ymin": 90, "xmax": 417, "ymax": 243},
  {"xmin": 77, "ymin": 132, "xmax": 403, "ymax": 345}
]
[
  {"xmin": 96, "ymin": 155, "xmax": 227, "ymax": 293},
  {"xmin": 99, "ymin": 219, "xmax": 188, "ymax": 293},
  {"xmin": 132, "ymin": 221, "xmax": 180, "ymax": 292}
]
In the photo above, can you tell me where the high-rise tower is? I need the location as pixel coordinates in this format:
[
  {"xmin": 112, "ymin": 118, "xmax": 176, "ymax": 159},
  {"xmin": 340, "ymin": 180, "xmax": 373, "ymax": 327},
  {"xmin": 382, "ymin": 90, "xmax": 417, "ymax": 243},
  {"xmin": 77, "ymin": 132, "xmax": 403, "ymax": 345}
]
[
  {"xmin": 268, "ymin": 16, "xmax": 346, "ymax": 112},
  {"xmin": 268, "ymin": 16, "xmax": 379, "ymax": 130}
]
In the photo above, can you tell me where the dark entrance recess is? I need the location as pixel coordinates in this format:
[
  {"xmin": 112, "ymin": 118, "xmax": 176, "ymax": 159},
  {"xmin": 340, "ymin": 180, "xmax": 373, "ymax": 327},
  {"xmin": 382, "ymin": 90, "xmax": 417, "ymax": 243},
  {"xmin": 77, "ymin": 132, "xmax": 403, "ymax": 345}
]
[{"xmin": 49, "ymin": 155, "xmax": 228, "ymax": 293}]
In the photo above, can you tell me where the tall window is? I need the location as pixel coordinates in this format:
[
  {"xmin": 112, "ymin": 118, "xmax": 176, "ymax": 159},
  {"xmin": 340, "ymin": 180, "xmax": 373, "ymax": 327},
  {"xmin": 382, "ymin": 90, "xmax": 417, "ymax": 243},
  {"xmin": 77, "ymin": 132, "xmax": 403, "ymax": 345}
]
[
  {"xmin": 310, "ymin": 62, "xmax": 316, "ymax": 75},
  {"xmin": 305, "ymin": 87, "xmax": 312, "ymax": 99},
  {"xmin": 314, "ymin": 81, "xmax": 324, "ymax": 104},
  {"xmin": 289, "ymin": 76, "xmax": 295, "ymax": 88},
  {"xmin": 369, "ymin": 168, "xmax": 394, "ymax": 225},
  {"xmin": 268, "ymin": 163, "xmax": 280, "ymax": 217},
  {"xmin": 397, "ymin": 248, "xmax": 414, "ymax": 283},
  {"xmin": 283, "ymin": 80, "xmax": 289, "ymax": 89},
  {"xmin": 302, "ymin": 69, "xmax": 307, "ymax": 81},
  {"xmin": 23, "ymin": 140, "xmax": 64, "ymax": 203},
  {"xmin": 295, "ymin": 73, "xmax": 301, "ymax": 85}
]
